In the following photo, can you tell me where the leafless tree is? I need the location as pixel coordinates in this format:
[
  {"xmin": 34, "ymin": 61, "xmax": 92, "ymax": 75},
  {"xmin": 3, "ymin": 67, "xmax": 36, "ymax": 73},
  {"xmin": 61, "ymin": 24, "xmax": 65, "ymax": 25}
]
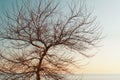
[{"xmin": 0, "ymin": 0, "xmax": 101, "ymax": 80}]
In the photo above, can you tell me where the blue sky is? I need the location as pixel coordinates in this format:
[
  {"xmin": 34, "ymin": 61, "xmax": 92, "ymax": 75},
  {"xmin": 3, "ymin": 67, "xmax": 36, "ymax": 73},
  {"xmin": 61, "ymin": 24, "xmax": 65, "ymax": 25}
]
[
  {"xmin": 0, "ymin": 0, "xmax": 120, "ymax": 74},
  {"xmin": 88, "ymin": 0, "xmax": 120, "ymax": 39}
]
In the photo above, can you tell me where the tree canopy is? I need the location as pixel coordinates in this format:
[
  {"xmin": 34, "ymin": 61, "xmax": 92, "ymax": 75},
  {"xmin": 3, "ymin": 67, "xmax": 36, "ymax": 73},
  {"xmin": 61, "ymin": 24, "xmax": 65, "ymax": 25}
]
[{"xmin": 0, "ymin": 0, "xmax": 101, "ymax": 80}]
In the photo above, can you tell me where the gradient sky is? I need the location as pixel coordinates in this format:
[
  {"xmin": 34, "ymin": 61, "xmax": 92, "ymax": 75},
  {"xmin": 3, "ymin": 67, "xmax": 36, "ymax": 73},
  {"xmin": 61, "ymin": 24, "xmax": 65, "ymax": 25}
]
[
  {"xmin": 0, "ymin": 0, "xmax": 120, "ymax": 74},
  {"xmin": 84, "ymin": 0, "xmax": 120, "ymax": 74}
]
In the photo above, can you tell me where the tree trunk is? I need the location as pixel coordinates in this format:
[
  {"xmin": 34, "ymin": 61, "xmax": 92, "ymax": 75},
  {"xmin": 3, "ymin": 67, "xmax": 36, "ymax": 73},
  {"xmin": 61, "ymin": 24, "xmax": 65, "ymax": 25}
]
[
  {"xmin": 36, "ymin": 50, "xmax": 48, "ymax": 80},
  {"xmin": 36, "ymin": 71, "xmax": 40, "ymax": 80}
]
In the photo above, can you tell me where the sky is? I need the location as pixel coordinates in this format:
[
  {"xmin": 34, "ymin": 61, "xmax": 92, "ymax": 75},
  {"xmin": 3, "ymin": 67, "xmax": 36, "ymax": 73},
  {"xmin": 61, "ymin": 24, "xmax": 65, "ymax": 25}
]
[
  {"xmin": 84, "ymin": 0, "xmax": 120, "ymax": 74},
  {"xmin": 0, "ymin": 0, "xmax": 120, "ymax": 74}
]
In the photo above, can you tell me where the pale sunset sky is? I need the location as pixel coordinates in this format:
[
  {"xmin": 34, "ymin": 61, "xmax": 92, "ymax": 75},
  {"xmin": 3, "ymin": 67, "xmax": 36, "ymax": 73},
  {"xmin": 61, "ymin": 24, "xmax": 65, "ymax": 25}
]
[
  {"xmin": 83, "ymin": 0, "xmax": 120, "ymax": 74},
  {"xmin": 0, "ymin": 0, "xmax": 120, "ymax": 74}
]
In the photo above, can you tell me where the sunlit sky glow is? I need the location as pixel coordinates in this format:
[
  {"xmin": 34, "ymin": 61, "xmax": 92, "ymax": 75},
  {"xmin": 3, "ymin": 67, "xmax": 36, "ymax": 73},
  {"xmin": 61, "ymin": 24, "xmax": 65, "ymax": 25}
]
[{"xmin": 0, "ymin": 0, "xmax": 120, "ymax": 74}]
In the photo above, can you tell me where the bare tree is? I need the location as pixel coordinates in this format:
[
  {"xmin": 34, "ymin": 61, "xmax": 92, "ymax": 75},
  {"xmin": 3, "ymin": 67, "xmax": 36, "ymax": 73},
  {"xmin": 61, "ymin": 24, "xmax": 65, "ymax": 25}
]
[{"xmin": 0, "ymin": 0, "xmax": 101, "ymax": 80}]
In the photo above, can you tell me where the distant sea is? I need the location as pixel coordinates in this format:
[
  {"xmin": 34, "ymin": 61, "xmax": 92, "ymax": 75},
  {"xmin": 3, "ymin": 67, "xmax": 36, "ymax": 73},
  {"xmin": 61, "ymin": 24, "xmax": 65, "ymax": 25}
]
[
  {"xmin": 1, "ymin": 74, "xmax": 120, "ymax": 80},
  {"xmin": 66, "ymin": 74, "xmax": 120, "ymax": 80}
]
